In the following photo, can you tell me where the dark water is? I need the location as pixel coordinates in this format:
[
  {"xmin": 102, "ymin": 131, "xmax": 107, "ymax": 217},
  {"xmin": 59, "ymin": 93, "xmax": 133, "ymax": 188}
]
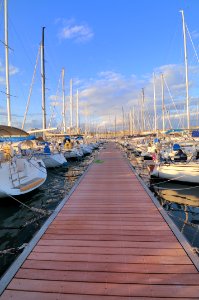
[
  {"xmin": 152, "ymin": 181, "xmax": 199, "ymax": 251},
  {"xmin": 0, "ymin": 153, "xmax": 97, "ymax": 278},
  {"xmin": 128, "ymin": 151, "xmax": 199, "ymax": 253}
]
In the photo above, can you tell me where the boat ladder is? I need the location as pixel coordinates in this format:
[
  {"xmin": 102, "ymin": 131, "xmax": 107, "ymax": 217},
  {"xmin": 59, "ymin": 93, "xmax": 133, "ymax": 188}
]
[{"xmin": 9, "ymin": 161, "xmax": 26, "ymax": 188}]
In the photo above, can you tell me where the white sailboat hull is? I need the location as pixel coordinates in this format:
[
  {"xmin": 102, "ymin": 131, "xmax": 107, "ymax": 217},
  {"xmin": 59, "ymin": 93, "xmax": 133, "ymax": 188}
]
[
  {"xmin": 63, "ymin": 148, "xmax": 83, "ymax": 160},
  {"xmin": 34, "ymin": 152, "xmax": 67, "ymax": 168},
  {"xmin": 0, "ymin": 158, "xmax": 47, "ymax": 198},
  {"xmin": 151, "ymin": 162, "xmax": 199, "ymax": 183},
  {"xmin": 80, "ymin": 145, "xmax": 92, "ymax": 155}
]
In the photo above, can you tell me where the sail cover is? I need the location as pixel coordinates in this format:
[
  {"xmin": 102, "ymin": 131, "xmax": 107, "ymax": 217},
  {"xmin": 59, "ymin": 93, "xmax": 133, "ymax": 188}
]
[{"xmin": 0, "ymin": 125, "xmax": 36, "ymax": 142}]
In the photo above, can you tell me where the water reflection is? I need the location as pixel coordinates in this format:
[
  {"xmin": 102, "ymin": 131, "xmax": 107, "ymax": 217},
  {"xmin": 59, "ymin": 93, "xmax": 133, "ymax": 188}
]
[{"xmin": 151, "ymin": 181, "xmax": 199, "ymax": 250}]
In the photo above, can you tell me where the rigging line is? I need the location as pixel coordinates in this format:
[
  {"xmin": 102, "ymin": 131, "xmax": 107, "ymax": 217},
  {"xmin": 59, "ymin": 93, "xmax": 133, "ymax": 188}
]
[
  {"xmin": 153, "ymin": 184, "xmax": 199, "ymax": 191},
  {"xmin": 26, "ymin": 155, "xmax": 48, "ymax": 175},
  {"xmin": 48, "ymin": 70, "xmax": 62, "ymax": 128},
  {"xmin": 8, "ymin": 17, "xmax": 35, "ymax": 68},
  {"xmin": 150, "ymin": 174, "xmax": 186, "ymax": 186},
  {"xmin": 44, "ymin": 33, "xmax": 62, "ymax": 80},
  {"xmin": 0, "ymin": 39, "xmax": 13, "ymax": 51},
  {"xmin": 186, "ymin": 24, "xmax": 199, "ymax": 64},
  {"xmin": 22, "ymin": 45, "xmax": 40, "ymax": 130},
  {"xmin": 164, "ymin": 108, "xmax": 172, "ymax": 129},
  {"xmin": 49, "ymin": 98, "xmax": 63, "ymax": 128},
  {"xmin": 0, "ymin": 90, "xmax": 17, "ymax": 97},
  {"xmin": 163, "ymin": 77, "xmax": 183, "ymax": 128}
]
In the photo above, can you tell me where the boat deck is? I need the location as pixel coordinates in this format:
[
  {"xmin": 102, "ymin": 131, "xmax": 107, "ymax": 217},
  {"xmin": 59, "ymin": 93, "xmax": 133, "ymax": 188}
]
[{"xmin": 1, "ymin": 142, "xmax": 199, "ymax": 299}]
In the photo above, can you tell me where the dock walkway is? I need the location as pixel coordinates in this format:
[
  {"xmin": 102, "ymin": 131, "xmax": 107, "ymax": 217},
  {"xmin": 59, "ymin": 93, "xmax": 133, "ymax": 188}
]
[{"xmin": 1, "ymin": 143, "xmax": 199, "ymax": 299}]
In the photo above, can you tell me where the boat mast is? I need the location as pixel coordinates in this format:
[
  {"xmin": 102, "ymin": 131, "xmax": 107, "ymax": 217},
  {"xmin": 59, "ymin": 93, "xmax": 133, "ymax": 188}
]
[
  {"xmin": 70, "ymin": 78, "xmax": 73, "ymax": 130},
  {"xmin": 161, "ymin": 73, "xmax": 165, "ymax": 132},
  {"xmin": 141, "ymin": 88, "xmax": 145, "ymax": 132},
  {"xmin": 132, "ymin": 106, "xmax": 135, "ymax": 134},
  {"xmin": 76, "ymin": 89, "xmax": 79, "ymax": 134},
  {"xmin": 62, "ymin": 68, "xmax": 66, "ymax": 133},
  {"xmin": 180, "ymin": 10, "xmax": 190, "ymax": 129},
  {"xmin": 129, "ymin": 109, "xmax": 133, "ymax": 135},
  {"xmin": 153, "ymin": 72, "xmax": 157, "ymax": 132},
  {"xmin": 114, "ymin": 115, "xmax": 117, "ymax": 138},
  {"xmin": 122, "ymin": 106, "xmax": 125, "ymax": 136},
  {"xmin": 41, "ymin": 27, "xmax": 46, "ymax": 132},
  {"xmin": 4, "ymin": 0, "xmax": 11, "ymax": 126}
]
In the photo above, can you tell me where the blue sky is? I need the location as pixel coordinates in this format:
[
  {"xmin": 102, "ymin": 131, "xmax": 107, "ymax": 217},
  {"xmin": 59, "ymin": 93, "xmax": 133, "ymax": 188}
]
[{"xmin": 0, "ymin": 0, "xmax": 199, "ymax": 131}]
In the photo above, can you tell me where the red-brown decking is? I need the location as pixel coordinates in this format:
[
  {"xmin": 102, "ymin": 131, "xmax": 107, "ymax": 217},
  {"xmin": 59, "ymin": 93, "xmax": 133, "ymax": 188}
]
[{"xmin": 1, "ymin": 143, "xmax": 199, "ymax": 299}]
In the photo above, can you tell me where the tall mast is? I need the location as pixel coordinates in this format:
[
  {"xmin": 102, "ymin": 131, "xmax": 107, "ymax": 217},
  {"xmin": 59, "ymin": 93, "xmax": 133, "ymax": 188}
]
[
  {"xmin": 4, "ymin": 0, "xmax": 11, "ymax": 126},
  {"xmin": 41, "ymin": 27, "xmax": 46, "ymax": 131},
  {"xmin": 132, "ymin": 106, "xmax": 135, "ymax": 134},
  {"xmin": 62, "ymin": 68, "xmax": 66, "ymax": 132},
  {"xmin": 161, "ymin": 73, "xmax": 165, "ymax": 131},
  {"xmin": 122, "ymin": 106, "xmax": 125, "ymax": 136},
  {"xmin": 153, "ymin": 72, "xmax": 157, "ymax": 132},
  {"xmin": 114, "ymin": 115, "xmax": 116, "ymax": 138},
  {"xmin": 76, "ymin": 89, "xmax": 79, "ymax": 133},
  {"xmin": 70, "ymin": 78, "xmax": 73, "ymax": 129},
  {"xmin": 180, "ymin": 10, "xmax": 190, "ymax": 129},
  {"xmin": 141, "ymin": 88, "xmax": 144, "ymax": 132},
  {"xmin": 129, "ymin": 109, "xmax": 133, "ymax": 135}
]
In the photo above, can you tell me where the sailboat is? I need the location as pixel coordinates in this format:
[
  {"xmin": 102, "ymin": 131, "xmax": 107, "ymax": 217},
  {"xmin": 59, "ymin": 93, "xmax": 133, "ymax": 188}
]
[
  {"xmin": 150, "ymin": 10, "xmax": 199, "ymax": 184},
  {"xmin": 0, "ymin": 125, "xmax": 47, "ymax": 198},
  {"xmin": 0, "ymin": 1, "xmax": 47, "ymax": 198},
  {"xmin": 24, "ymin": 28, "xmax": 67, "ymax": 168}
]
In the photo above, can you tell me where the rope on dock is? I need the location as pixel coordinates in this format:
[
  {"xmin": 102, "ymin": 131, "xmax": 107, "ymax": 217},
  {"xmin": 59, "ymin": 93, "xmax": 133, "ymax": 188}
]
[
  {"xmin": 167, "ymin": 211, "xmax": 199, "ymax": 229},
  {"xmin": 153, "ymin": 184, "xmax": 199, "ymax": 191},
  {"xmin": 0, "ymin": 243, "xmax": 28, "ymax": 255},
  {"xmin": 0, "ymin": 187, "xmax": 51, "ymax": 216},
  {"xmin": 150, "ymin": 174, "xmax": 186, "ymax": 186}
]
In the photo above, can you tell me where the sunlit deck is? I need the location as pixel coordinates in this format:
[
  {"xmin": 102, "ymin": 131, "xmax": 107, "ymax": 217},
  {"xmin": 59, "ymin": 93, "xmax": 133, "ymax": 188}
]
[{"xmin": 1, "ymin": 142, "xmax": 199, "ymax": 299}]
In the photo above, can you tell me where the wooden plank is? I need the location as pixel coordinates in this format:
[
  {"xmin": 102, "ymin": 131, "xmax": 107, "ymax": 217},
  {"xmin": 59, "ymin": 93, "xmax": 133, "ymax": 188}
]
[
  {"xmin": 42, "ymin": 233, "xmax": 178, "ymax": 242},
  {"xmin": 22, "ymin": 260, "xmax": 198, "ymax": 273},
  {"xmin": 32, "ymin": 245, "xmax": 186, "ymax": 256},
  {"xmin": 28, "ymin": 252, "xmax": 192, "ymax": 264},
  {"xmin": 2, "ymin": 290, "xmax": 195, "ymax": 300},
  {"xmin": 38, "ymin": 239, "xmax": 181, "ymax": 248},
  {"xmin": 46, "ymin": 228, "xmax": 172, "ymax": 235},
  {"xmin": 6, "ymin": 279, "xmax": 199, "ymax": 297},
  {"xmin": 15, "ymin": 268, "xmax": 199, "ymax": 285}
]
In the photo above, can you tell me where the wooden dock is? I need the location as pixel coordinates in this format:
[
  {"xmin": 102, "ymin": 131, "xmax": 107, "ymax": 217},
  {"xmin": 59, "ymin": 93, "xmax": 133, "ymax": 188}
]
[{"xmin": 1, "ymin": 142, "xmax": 199, "ymax": 299}]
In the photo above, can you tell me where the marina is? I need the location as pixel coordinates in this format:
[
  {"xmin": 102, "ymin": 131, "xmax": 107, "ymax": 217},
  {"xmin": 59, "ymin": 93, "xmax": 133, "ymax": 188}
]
[
  {"xmin": 1, "ymin": 143, "xmax": 199, "ymax": 298},
  {"xmin": 1, "ymin": 0, "xmax": 199, "ymax": 299}
]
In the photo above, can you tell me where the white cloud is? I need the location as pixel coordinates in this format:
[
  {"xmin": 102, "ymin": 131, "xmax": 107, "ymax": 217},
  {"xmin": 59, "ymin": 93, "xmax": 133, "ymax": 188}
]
[
  {"xmin": 0, "ymin": 61, "xmax": 19, "ymax": 86},
  {"xmin": 9, "ymin": 65, "xmax": 19, "ymax": 76},
  {"xmin": 45, "ymin": 64, "xmax": 199, "ymax": 130},
  {"xmin": 58, "ymin": 19, "xmax": 93, "ymax": 43},
  {"xmin": 71, "ymin": 64, "xmax": 199, "ymax": 129},
  {"xmin": 191, "ymin": 30, "xmax": 199, "ymax": 39}
]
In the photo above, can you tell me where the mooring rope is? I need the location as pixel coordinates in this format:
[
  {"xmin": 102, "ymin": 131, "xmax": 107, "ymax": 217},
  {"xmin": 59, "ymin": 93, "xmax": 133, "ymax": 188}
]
[{"xmin": 0, "ymin": 187, "xmax": 51, "ymax": 216}]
